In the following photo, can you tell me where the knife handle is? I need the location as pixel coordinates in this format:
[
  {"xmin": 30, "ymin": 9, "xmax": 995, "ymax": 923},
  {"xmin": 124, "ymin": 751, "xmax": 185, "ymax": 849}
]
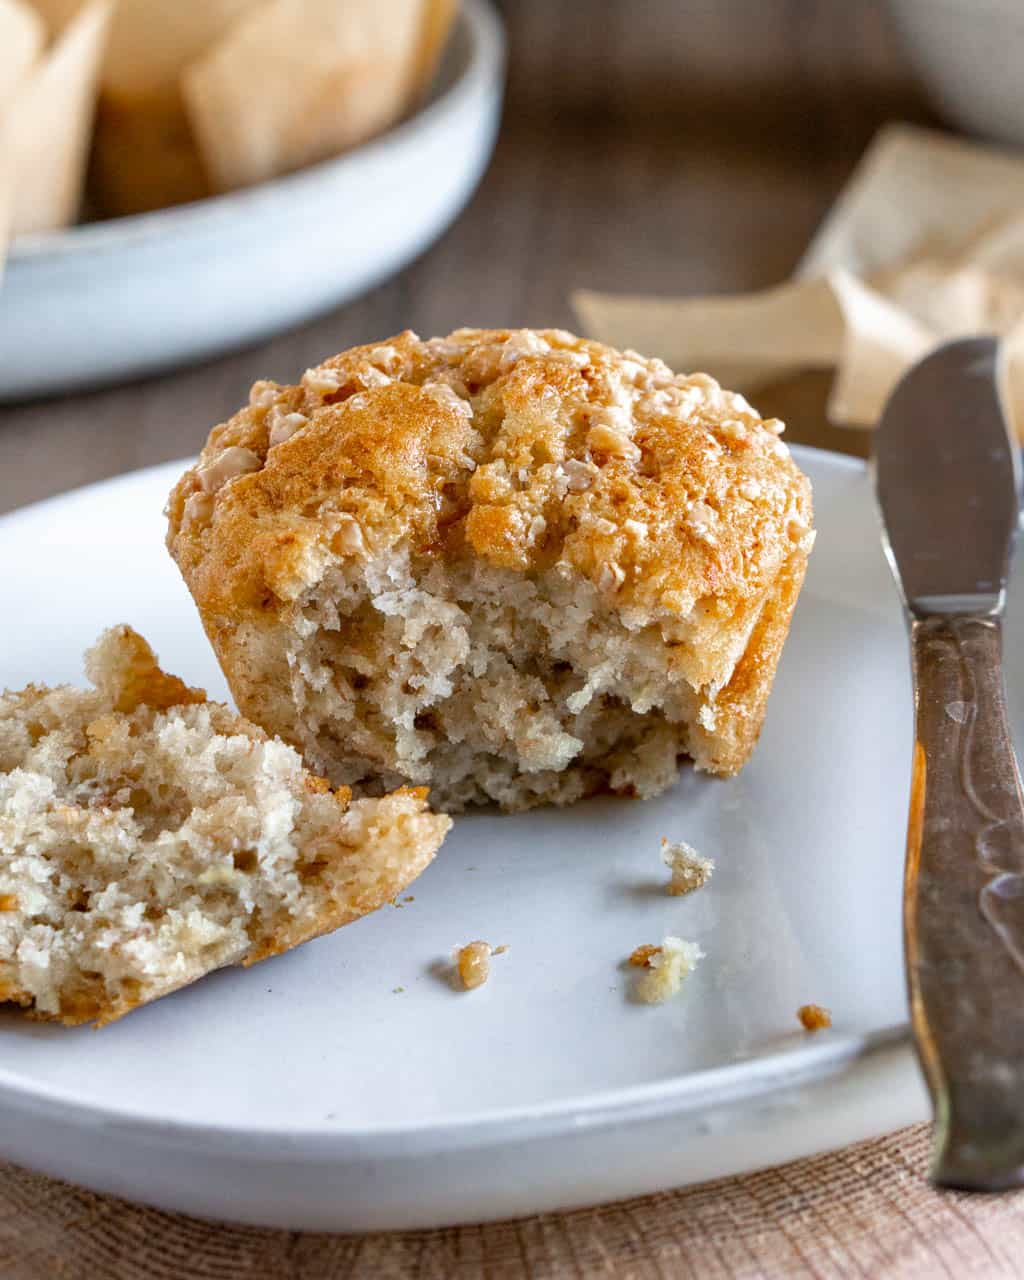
[{"xmin": 907, "ymin": 614, "xmax": 1024, "ymax": 1190}]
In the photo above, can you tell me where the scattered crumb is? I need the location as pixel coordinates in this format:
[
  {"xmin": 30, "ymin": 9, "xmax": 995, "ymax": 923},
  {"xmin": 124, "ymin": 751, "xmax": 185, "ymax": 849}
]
[
  {"xmin": 629, "ymin": 943, "xmax": 661, "ymax": 968},
  {"xmin": 661, "ymin": 838, "xmax": 714, "ymax": 896},
  {"xmin": 456, "ymin": 940, "xmax": 492, "ymax": 990},
  {"xmin": 403, "ymin": 895, "xmax": 415, "ymax": 903},
  {"xmin": 493, "ymin": 944, "xmax": 509, "ymax": 956},
  {"xmin": 798, "ymin": 1004, "xmax": 832, "ymax": 1031},
  {"xmin": 630, "ymin": 936, "xmax": 704, "ymax": 1004},
  {"xmin": 392, "ymin": 986, "xmax": 405, "ymax": 994}
]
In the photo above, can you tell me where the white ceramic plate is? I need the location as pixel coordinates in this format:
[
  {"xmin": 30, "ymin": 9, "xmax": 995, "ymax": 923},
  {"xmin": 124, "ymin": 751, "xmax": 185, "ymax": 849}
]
[
  {"xmin": 0, "ymin": 0, "xmax": 504, "ymax": 402},
  {"xmin": 7, "ymin": 445, "xmax": 1021, "ymax": 1232}
]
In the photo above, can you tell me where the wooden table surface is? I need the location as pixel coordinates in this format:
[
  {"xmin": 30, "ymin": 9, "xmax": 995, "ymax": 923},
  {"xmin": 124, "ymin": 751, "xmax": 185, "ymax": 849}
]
[{"xmin": 0, "ymin": 0, "xmax": 932, "ymax": 517}]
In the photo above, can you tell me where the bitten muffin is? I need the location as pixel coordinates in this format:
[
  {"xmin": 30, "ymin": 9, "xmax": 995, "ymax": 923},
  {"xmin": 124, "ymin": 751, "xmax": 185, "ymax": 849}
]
[
  {"xmin": 167, "ymin": 328, "xmax": 814, "ymax": 812},
  {"xmin": 0, "ymin": 627, "xmax": 449, "ymax": 1025}
]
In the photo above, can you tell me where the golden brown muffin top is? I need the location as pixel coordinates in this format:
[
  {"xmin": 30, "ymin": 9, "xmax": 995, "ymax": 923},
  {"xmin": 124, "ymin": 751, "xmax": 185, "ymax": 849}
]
[{"xmin": 166, "ymin": 328, "xmax": 813, "ymax": 623}]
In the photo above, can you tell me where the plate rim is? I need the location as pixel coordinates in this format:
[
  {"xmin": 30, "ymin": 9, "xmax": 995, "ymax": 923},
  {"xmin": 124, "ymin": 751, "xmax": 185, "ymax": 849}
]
[
  {"xmin": 0, "ymin": 1025, "xmax": 914, "ymax": 1157},
  {"xmin": 0, "ymin": 443, "xmax": 921, "ymax": 1161}
]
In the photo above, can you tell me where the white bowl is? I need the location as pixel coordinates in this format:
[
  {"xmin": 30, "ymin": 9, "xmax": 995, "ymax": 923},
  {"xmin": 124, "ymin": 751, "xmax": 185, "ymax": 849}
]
[
  {"xmin": 885, "ymin": 0, "xmax": 1024, "ymax": 146},
  {"xmin": 0, "ymin": 0, "xmax": 504, "ymax": 402}
]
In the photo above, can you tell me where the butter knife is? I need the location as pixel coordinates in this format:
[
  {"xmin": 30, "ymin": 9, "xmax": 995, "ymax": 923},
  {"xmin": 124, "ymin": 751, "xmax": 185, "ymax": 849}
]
[{"xmin": 876, "ymin": 336, "xmax": 1024, "ymax": 1191}]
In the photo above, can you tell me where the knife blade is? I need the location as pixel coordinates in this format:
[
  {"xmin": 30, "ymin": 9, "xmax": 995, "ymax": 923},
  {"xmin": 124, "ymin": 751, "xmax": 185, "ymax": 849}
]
[
  {"xmin": 876, "ymin": 337, "xmax": 1020, "ymax": 616},
  {"xmin": 875, "ymin": 336, "xmax": 1024, "ymax": 1191}
]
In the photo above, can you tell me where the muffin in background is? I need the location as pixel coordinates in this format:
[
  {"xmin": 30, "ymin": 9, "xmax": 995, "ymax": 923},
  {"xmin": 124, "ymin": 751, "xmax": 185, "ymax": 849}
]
[{"xmin": 46, "ymin": 0, "xmax": 461, "ymax": 217}]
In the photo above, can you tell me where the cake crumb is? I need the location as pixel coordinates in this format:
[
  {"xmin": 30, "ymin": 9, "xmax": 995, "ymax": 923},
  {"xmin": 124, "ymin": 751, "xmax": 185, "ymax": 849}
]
[
  {"xmin": 392, "ymin": 986, "xmax": 405, "ymax": 994},
  {"xmin": 493, "ymin": 944, "xmax": 509, "ymax": 956},
  {"xmin": 630, "ymin": 936, "xmax": 704, "ymax": 1004},
  {"xmin": 0, "ymin": 627, "xmax": 449, "ymax": 1027},
  {"xmin": 798, "ymin": 1004, "xmax": 832, "ymax": 1031},
  {"xmin": 456, "ymin": 940, "xmax": 492, "ymax": 990},
  {"xmin": 661, "ymin": 838, "xmax": 714, "ymax": 896}
]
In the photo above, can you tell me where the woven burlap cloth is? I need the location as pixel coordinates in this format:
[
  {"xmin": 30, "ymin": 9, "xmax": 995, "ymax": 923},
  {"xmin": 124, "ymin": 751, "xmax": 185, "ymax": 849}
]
[{"xmin": 3, "ymin": 1124, "xmax": 1024, "ymax": 1278}]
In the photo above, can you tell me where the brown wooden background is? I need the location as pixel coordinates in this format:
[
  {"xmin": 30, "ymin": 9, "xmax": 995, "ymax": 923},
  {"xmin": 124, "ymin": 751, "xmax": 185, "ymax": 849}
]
[{"xmin": 0, "ymin": 0, "xmax": 932, "ymax": 515}]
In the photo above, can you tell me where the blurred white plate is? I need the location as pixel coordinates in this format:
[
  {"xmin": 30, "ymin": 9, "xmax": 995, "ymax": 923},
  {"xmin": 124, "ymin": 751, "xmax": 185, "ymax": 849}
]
[
  {"xmin": 4, "ymin": 445, "xmax": 1005, "ymax": 1231},
  {"xmin": 0, "ymin": 0, "xmax": 504, "ymax": 402}
]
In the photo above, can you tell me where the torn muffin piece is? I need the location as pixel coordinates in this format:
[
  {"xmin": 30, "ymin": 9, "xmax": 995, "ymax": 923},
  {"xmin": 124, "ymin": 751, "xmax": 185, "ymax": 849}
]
[
  {"xmin": 0, "ymin": 626, "xmax": 450, "ymax": 1026},
  {"xmin": 661, "ymin": 838, "xmax": 714, "ymax": 896},
  {"xmin": 629, "ymin": 936, "xmax": 704, "ymax": 1004},
  {"xmin": 167, "ymin": 327, "xmax": 814, "ymax": 812}
]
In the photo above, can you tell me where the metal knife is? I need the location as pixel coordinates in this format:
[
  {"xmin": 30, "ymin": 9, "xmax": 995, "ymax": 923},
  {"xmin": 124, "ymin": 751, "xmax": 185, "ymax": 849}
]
[{"xmin": 876, "ymin": 336, "xmax": 1024, "ymax": 1191}]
